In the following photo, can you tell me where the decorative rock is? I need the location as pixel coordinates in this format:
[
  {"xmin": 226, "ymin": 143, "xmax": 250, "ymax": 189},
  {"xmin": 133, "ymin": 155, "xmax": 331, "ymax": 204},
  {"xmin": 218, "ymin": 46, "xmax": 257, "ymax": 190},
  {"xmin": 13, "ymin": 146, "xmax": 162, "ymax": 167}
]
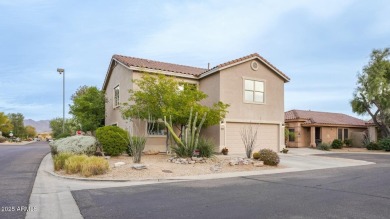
[
  {"xmin": 132, "ymin": 164, "xmax": 147, "ymax": 170},
  {"xmin": 189, "ymin": 161, "xmax": 196, "ymax": 164},
  {"xmin": 104, "ymin": 156, "xmax": 111, "ymax": 160},
  {"xmin": 210, "ymin": 165, "xmax": 222, "ymax": 172},
  {"xmin": 175, "ymin": 161, "xmax": 181, "ymax": 164},
  {"xmin": 162, "ymin": 169, "xmax": 173, "ymax": 173},
  {"xmin": 254, "ymin": 161, "xmax": 264, "ymax": 167},
  {"xmin": 144, "ymin": 150, "xmax": 160, "ymax": 155},
  {"xmin": 114, "ymin": 162, "xmax": 125, "ymax": 168}
]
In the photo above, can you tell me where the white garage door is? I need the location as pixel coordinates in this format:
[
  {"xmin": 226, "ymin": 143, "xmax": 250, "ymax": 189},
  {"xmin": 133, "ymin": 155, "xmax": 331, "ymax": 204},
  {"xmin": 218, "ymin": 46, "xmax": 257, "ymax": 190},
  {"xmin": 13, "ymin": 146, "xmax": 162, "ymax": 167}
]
[{"xmin": 225, "ymin": 123, "xmax": 279, "ymax": 154}]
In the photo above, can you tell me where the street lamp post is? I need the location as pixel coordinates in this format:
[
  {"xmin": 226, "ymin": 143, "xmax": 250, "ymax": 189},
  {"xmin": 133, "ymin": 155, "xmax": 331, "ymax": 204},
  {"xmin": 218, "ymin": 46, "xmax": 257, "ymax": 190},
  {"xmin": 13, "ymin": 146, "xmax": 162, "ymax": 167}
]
[{"xmin": 57, "ymin": 68, "xmax": 65, "ymax": 133}]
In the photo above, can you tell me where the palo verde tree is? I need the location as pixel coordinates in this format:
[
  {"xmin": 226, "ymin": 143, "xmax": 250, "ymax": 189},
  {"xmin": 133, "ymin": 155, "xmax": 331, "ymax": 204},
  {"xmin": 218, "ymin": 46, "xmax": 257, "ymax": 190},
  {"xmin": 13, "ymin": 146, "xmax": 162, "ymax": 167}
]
[
  {"xmin": 122, "ymin": 74, "xmax": 229, "ymax": 149},
  {"xmin": 351, "ymin": 48, "xmax": 390, "ymax": 138},
  {"xmin": 69, "ymin": 86, "xmax": 106, "ymax": 133}
]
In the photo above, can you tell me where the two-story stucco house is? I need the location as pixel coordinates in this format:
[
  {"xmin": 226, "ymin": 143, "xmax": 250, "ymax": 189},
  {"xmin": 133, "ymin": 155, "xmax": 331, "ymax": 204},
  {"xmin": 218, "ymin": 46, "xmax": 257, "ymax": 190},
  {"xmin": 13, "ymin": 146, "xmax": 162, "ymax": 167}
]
[{"xmin": 102, "ymin": 53, "xmax": 290, "ymax": 154}]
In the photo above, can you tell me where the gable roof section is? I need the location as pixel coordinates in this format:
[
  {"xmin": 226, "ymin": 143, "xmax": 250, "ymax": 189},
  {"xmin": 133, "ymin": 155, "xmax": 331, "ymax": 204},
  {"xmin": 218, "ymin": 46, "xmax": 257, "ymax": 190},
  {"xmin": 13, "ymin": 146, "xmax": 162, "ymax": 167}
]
[
  {"xmin": 200, "ymin": 53, "xmax": 290, "ymax": 82},
  {"xmin": 103, "ymin": 53, "xmax": 290, "ymax": 90},
  {"xmin": 113, "ymin": 55, "xmax": 207, "ymax": 76},
  {"xmin": 285, "ymin": 110, "xmax": 366, "ymax": 127}
]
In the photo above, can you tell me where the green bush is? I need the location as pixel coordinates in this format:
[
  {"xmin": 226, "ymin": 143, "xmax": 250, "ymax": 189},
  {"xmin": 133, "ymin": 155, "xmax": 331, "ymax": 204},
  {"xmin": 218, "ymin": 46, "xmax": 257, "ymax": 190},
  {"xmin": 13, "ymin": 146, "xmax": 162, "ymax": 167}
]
[
  {"xmin": 53, "ymin": 153, "xmax": 73, "ymax": 171},
  {"xmin": 55, "ymin": 133, "xmax": 72, "ymax": 139},
  {"xmin": 331, "ymin": 139, "xmax": 343, "ymax": 149},
  {"xmin": 0, "ymin": 136, "xmax": 7, "ymax": 143},
  {"xmin": 253, "ymin": 152, "xmax": 260, "ymax": 159},
  {"xmin": 64, "ymin": 155, "xmax": 88, "ymax": 174},
  {"xmin": 197, "ymin": 138, "xmax": 215, "ymax": 158},
  {"xmin": 344, "ymin": 139, "xmax": 353, "ymax": 147},
  {"xmin": 317, "ymin": 143, "xmax": 331, "ymax": 151},
  {"xmin": 129, "ymin": 136, "xmax": 146, "ymax": 163},
  {"xmin": 49, "ymin": 136, "xmax": 97, "ymax": 155},
  {"xmin": 366, "ymin": 142, "xmax": 381, "ymax": 150},
  {"xmin": 378, "ymin": 138, "xmax": 390, "ymax": 151},
  {"xmin": 96, "ymin": 126, "xmax": 128, "ymax": 156},
  {"xmin": 258, "ymin": 149, "xmax": 280, "ymax": 166},
  {"xmin": 81, "ymin": 156, "xmax": 109, "ymax": 177}
]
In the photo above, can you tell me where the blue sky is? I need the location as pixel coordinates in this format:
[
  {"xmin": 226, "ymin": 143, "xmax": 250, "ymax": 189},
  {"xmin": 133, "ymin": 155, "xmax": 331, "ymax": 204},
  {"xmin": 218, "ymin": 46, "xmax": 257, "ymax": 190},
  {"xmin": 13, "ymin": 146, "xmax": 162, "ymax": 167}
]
[{"xmin": 0, "ymin": 0, "xmax": 389, "ymax": 121}]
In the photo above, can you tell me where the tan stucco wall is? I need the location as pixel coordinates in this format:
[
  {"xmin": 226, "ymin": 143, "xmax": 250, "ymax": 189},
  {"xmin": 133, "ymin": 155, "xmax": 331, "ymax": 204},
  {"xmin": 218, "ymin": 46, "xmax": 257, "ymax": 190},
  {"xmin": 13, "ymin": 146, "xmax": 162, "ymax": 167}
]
[
  {"xmin": 104, "ymin": 63, "xmax": 133, "ymax": 128},
  {"xmin": 285, "ymin": 122, "xmax": 310, "ymax": 148},
  {"xmin": 199, "ymin": 72, "xmax": 221, "ymax": 147},
  {"xmin": 219, "ymin": 60, "xmax": 285, "ymax": 122}
]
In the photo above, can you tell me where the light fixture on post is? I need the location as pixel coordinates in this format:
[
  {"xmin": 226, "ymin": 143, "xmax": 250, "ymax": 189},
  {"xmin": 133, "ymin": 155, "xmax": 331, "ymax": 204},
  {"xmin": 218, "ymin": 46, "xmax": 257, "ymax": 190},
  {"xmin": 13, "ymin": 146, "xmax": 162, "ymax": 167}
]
[{"xmin": 57, "ymin": 68, "xmax": 65, "ymax": 134}]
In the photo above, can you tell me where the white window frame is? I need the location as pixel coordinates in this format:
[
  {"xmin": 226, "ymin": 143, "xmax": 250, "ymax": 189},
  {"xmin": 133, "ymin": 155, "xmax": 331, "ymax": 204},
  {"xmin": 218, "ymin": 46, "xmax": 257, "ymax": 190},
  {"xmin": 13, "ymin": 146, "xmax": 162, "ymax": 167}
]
[
  {"xmin": 243, "ymin": 77, "xmax": 265, "ymax": 104},
  {"xmin": 113, "ymin": 85, "xmax": 120, "ymax": 108}
]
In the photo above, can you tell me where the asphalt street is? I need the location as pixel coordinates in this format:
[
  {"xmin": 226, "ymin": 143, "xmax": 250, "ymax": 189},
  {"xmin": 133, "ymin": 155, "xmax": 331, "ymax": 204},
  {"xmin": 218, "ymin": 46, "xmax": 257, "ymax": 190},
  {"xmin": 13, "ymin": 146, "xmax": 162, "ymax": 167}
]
[
  {"xmin": 0, "ymin": 142, "xmax": 50, "ymax": 219},
  {"xmin": 72, "ymin": 153, "xmax": 390, "ymax": 219}
]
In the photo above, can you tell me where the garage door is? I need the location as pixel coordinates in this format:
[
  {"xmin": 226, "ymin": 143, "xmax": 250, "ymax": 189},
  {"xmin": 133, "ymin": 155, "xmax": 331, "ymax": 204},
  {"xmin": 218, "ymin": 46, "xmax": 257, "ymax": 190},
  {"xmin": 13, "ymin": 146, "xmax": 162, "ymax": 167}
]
[{"xmin": 225, "ymin": 123, "xmax": 279, "ymax": 154}]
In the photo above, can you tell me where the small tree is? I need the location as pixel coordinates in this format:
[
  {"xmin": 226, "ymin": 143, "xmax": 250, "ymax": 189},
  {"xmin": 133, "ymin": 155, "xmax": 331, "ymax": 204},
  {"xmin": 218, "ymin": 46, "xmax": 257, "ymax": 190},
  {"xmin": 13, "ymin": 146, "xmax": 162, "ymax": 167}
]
[
  {"xmin": 240, "ymin": 125, "xmax": 258, "ymax": 158},
  {"xmin": 8, "ymin": 113, "xmax": 25, "ymax": 137},
  {"xmin": 122, "ymin": 74, "xmax": 229, "ymax": 151},
  {"xmin": 25, "ymin": 125, "xmax": 37, "ymax": 138},
  {"xmin": 0, "ymin": 112, "xmax": 13, "ymax": 136},
  {"xmin": 69, "ymin": 86, "xmax": 106, "ymax": 133},
  {"xmin": 50, "ymin": 117, "xmax": 76, "ymax": 138}
]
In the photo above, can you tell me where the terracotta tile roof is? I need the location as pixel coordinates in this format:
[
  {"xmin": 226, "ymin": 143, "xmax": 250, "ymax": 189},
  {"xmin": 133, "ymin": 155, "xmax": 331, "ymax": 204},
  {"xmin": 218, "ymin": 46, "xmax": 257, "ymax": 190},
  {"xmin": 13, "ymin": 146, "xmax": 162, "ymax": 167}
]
[
  {"xmin": 112, "ymin": 53, "xmax": 290, "ymax": 81},
  {"xmin": 202, "ymin": 53, "xmax": 290, "ymax": 81},
  {"xmin": 285, "ymin": 110, "xmax": 366, "ymax": 127},
  {"xmin": 113, "ymin": 54, "xmax": 207, "ymax": 76}
]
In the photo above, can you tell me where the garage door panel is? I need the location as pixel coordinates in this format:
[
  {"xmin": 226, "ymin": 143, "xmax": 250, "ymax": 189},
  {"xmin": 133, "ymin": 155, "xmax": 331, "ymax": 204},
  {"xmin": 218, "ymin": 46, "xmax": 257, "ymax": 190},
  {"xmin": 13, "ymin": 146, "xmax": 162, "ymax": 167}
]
[{"xmin": 226, "ymin": 123, "xmax": 279, "ymax": 154}]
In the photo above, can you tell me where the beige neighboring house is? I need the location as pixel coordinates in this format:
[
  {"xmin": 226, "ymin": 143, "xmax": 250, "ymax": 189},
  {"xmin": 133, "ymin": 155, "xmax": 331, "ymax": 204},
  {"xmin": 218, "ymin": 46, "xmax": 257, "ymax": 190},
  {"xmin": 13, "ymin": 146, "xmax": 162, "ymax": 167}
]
[
  {"xmin": 102, "ymin": 53, "xmax": 290, "ymax": 154},
  {"xmin": 285, "ymin": 110, "xmax": 367, "ymax": 148}
]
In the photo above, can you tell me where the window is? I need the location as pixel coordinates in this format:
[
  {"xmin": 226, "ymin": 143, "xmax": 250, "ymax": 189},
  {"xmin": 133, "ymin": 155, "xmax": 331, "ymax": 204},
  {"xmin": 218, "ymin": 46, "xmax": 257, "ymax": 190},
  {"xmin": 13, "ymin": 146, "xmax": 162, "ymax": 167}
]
[
  {"xmin": 338, "ymin": 129, "xmax": 343, "ymax": 140},
  {"xmin": 113, "ymin": 85, "xmax": 120, "ymax": 107},
  {"xmin": 338, "ymin": 128, "xmax": 349, "ymax": 140},
  {"xmin": 288, "ymin": 128, "xmax": 295, "ymax": 142},
  {"xmin": 244, "ymin": 79, "xmax": 264, "ymax": 103},
  {"xmin": 147, "ymin": 122, "xmax": 167, "ymax": 136},
  {"xmin": 344, "ymin": 129, "xmax": 349, "ymax": 140}
]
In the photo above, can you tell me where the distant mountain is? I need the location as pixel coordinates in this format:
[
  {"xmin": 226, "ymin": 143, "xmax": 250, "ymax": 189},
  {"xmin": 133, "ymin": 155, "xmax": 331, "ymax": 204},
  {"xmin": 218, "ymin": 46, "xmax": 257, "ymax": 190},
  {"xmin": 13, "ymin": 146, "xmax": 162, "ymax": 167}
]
[{"xmin": 24, "ymin": 119, "xmax": 51, "ymax": 133}]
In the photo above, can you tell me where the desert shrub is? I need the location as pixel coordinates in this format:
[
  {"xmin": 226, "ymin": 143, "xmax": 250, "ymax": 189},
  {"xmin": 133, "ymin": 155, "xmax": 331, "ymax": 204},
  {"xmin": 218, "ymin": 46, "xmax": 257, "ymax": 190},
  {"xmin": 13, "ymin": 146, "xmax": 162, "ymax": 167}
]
[
  {"xmin": 378, "ymin": 138, "xmax": 390, "ymax": 151},
  {"xmin": 0, "ymin": 136, "xmax": 7, "ymax": 143},
  {"xmin": 64, "ymin": 155, "xmax": 88, "ymax": 174},
  {"xmin": 317, "ymin": 143, "xmax": 331, "ymax": 151},
  {"xmin": 366, "ymin": 142, "xmax": 381, "ymax": 150},
  {"xmin": 253, "ymin": 152, "xmax": 260, "ymax": 159},
  {"xmin": 49, "ymin": 136, "xmax": 97, "ymax": 155},
  {"xmin": 197, "ymin": 138, "xmax": 215, "ymax": 158},
  {"xmin": 344, "ymin": 139, "xmax": 353, "ymax": 147},
  {"xmin": 96, "ymin": 126, "xmax": 128, "ymax": 156},
  {"xmin": 331, "ymin": 139, "xmax": 343, "ymax": 149},
  {"xmin": 258, "ymin": 149, "xmax": 280, "ymax": 166},
  {"xmin": 53, "ymin": 152, "xmax": 73, "ymax": 171},
  {"xmin": 129, "ymin": 136, "xmax": 146, "ymax": 163},
  {"xmin": 81, "ymin": 156, "xmax": 109, "ymax": 177}
]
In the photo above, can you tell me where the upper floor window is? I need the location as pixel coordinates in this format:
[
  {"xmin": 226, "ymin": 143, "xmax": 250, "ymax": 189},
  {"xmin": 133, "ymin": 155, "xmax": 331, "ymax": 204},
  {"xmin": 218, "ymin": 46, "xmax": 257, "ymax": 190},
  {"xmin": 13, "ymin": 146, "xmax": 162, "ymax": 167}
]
[
  {"xmin": 244, "ymin": 79, "xmax": 264, "ymax": 103},
  {"xmin": 113, "ymin": 85, "xmax": 120, "ymax": 108}
]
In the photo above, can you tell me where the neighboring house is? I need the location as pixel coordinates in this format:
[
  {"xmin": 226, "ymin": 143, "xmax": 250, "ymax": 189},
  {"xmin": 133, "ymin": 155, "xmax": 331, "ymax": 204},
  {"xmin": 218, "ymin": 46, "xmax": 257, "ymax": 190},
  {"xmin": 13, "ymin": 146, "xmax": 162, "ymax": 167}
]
[
  {"xmin": 285, "ymin": 110, "xmax": 367, "ymax": 147},
  {"xmin": 102, "ymin": 53, "xmax": 290, "ymax": 154}
]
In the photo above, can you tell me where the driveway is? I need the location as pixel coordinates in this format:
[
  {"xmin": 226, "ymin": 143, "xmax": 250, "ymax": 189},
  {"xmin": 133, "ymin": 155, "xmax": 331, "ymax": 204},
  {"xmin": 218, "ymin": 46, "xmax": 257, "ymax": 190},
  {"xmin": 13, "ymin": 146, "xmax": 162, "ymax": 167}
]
[
  {"xmin": 71, "ymin": 153, "xmax": 390, "ymax": 219},
  {"xmin": 0, "ymin": 142, "xmax": 50, "ymax": 219}
]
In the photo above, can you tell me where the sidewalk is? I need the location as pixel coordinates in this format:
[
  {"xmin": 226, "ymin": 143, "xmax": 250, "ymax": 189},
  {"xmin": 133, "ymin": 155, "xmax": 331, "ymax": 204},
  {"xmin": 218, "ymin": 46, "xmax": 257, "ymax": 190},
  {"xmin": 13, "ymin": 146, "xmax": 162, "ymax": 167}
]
[{"xmin": 26, "ymin": 149, "xmax": 375, "ymax": 219}]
